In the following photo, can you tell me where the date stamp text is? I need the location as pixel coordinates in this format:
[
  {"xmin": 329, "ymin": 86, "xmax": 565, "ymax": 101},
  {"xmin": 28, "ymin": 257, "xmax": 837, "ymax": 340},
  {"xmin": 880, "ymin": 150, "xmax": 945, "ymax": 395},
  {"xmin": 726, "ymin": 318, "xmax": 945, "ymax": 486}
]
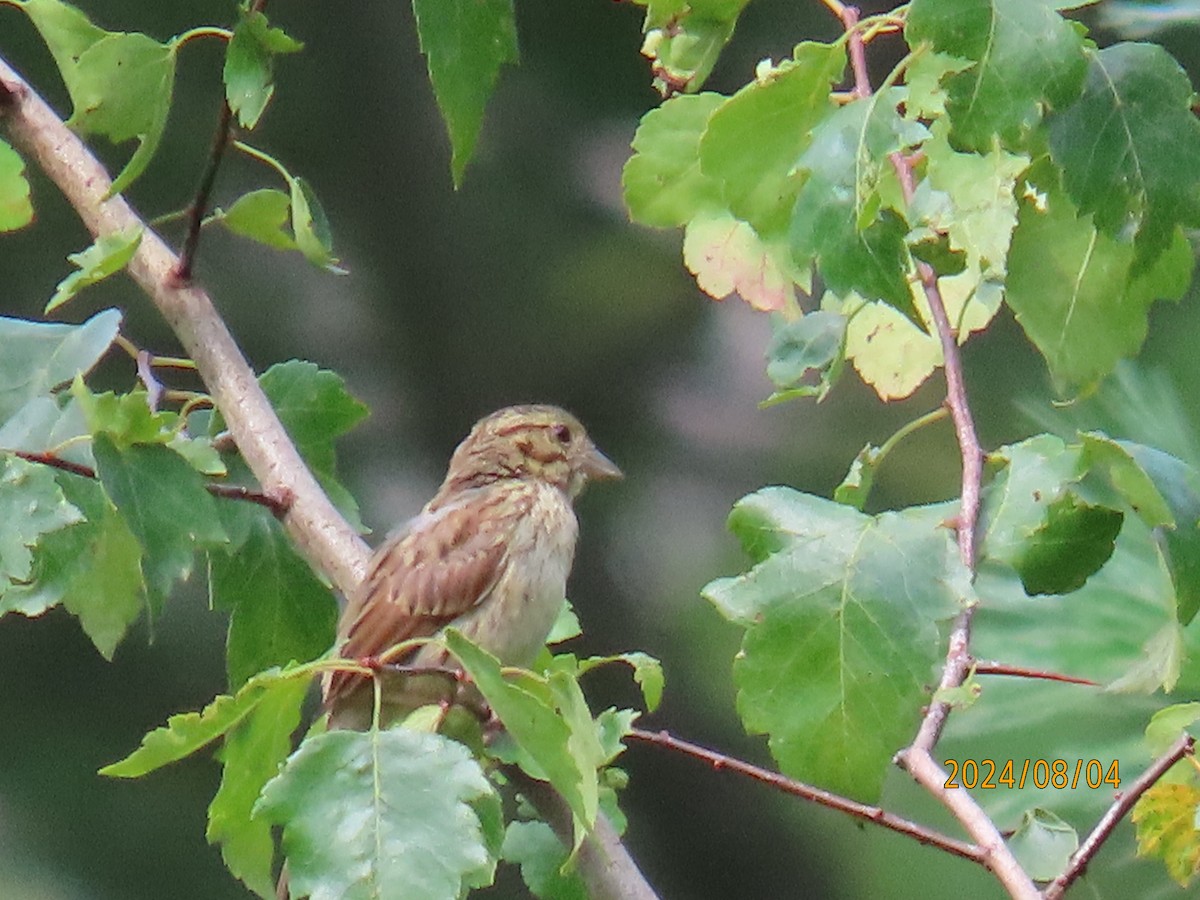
[{"xmin": 944, "ymin": 758, "xmax": 1121, "ymax": 791}]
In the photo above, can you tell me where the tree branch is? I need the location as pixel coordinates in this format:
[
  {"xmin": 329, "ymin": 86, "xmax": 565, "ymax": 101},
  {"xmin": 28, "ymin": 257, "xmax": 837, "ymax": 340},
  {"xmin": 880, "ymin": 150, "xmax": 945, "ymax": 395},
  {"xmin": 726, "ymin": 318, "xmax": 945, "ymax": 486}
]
[
  {"xmin": 1044, "ymin": 733, "xmax": 1197, "ymax": 900},
  {"xmin": 629, "ymin": 728, "xmax": 986, "ymax": 866},
  {"xmin": 504, "ymin": 765, "xmax": 660, "ymax": 900},
  {"xmin": 0, "ymin": 55, "xmax": 370, "ymax": 596}
]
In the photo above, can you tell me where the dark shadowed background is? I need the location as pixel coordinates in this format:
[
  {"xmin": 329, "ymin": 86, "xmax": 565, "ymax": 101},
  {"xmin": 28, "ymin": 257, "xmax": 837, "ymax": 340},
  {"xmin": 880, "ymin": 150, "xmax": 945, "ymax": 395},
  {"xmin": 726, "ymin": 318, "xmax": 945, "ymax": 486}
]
[{"xmin": 2, "ymin": 1, "xmax": 1199, "ymax": 898}]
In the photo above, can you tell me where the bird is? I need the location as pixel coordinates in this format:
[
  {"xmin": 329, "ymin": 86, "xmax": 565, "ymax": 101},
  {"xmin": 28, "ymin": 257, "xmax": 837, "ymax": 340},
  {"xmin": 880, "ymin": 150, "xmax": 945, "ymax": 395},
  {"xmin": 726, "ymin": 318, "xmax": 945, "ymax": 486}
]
[{"xmin": 322, "ymin": 404, "xmax": 622, "ymax": 730}]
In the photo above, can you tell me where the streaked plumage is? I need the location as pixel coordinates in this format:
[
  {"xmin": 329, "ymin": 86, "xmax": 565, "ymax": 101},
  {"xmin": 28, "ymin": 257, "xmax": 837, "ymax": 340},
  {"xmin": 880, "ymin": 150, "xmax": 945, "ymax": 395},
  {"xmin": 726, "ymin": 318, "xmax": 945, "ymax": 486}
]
[{"xmin": 324, "ymin": 404, "xmax": 620, "ymax": 729}]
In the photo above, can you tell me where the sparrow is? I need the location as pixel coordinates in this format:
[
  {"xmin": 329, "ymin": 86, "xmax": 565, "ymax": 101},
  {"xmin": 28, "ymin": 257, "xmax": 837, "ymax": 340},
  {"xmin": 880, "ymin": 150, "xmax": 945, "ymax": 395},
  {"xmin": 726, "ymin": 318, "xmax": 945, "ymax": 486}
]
[{"xmin": 322, "ymin": 404, "xmax": 621, "ymax": 729}]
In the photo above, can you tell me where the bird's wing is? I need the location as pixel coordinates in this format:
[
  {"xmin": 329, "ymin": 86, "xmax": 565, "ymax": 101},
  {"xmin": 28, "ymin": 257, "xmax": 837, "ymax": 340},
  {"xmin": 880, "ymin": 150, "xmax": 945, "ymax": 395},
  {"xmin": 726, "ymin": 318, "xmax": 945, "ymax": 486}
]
[{"xmin": 324, "ymin": 484, "xmax": 532, "ymax": 708}]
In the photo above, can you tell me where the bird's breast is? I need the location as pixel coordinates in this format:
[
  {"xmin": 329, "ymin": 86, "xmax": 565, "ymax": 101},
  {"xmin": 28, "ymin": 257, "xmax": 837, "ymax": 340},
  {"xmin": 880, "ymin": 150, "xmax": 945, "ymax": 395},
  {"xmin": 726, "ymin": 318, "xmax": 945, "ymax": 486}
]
[{"xmin": 450, "ymin": 482, "xmax": 579, "ymax": 667}]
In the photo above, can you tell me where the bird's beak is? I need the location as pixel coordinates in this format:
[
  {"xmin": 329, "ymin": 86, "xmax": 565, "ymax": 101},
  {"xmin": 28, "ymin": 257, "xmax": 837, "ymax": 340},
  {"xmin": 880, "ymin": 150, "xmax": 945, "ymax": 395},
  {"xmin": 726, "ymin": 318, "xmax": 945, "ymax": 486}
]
[{"xmin": 582, "ymin": 444, "xmax": 623, "ymax": 481}]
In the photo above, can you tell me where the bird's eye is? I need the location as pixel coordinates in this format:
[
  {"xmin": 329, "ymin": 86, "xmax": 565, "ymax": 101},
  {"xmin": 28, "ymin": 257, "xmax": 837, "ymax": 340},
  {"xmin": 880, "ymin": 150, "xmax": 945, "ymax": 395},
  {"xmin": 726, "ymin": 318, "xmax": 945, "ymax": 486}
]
[{"xmin": 551, "ymin": 423, "xmax": 572, "ymax": 444}]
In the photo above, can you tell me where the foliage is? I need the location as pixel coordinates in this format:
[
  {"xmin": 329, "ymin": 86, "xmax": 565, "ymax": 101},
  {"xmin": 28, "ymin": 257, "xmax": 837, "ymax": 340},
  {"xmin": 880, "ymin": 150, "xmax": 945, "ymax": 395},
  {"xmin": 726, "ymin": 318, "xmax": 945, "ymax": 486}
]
[{"xmin": 2, "ymin": 0, "xmax": 1200, "ymax": 897}]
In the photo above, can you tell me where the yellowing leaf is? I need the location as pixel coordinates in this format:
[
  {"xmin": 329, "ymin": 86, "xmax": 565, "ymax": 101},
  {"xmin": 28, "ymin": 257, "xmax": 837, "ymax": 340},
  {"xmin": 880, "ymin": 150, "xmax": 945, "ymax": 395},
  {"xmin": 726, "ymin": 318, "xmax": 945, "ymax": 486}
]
[
  {"xmin": 1133, "ymin": 782, "xmax": 1200, "ymax": 886},
  {"xmin": 683, "ymin": 212, "xmax": 792, "ymax": 312}
]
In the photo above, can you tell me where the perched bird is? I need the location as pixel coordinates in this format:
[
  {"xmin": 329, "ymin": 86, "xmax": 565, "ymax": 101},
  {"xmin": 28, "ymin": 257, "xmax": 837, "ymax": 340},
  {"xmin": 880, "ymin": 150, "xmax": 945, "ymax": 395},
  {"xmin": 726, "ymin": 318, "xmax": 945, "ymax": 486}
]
[{"xmin": 323, "ymin": 404, "xmax": 622, "ymax": 730}]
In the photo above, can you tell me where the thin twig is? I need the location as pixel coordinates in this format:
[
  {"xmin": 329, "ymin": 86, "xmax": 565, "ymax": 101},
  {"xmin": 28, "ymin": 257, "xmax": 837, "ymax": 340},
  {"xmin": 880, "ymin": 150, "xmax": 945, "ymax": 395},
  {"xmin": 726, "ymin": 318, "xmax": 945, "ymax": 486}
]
[
  {"xmin": 973, "ymin": 660, "xmax": 1099, "ymax": 688},
  {"xmin": 1044, "ymin": 733, "xmax": 1196, "ymax": 899},
  {"xmin": 628, "ymin": 728, "xmax": 986, "ymax": 865},
  {"xmin": 174, "ymin": 0, "xmax": 269, "ymax": 282},
  {"xmin": 175, "ymin": 102, "xmax": 234, "ymax": 281},
  {"xmin": 12, "ymin": 449, "xmax": 292, "ymax": 516}
]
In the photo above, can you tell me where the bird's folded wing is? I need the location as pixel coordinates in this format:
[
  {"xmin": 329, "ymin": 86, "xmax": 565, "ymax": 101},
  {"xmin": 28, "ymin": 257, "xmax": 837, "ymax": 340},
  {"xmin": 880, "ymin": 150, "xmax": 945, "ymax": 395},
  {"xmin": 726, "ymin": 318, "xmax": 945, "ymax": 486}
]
[{"xmin": 324, "ymin": 484, "xmax": 533, "ymax": 708}]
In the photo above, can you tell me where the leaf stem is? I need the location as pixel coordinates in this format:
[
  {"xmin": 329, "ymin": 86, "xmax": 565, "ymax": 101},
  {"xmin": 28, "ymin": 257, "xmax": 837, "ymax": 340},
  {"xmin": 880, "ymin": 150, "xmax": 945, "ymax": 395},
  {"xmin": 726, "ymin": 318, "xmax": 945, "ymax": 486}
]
[
  {"xmin": 628, "ymin": 728, "xmax": 986, "ymax": 865},
  {"xmin": 973, "ymin": 660, "xmax": 1099, "ymax": 687},
  {"xmin": 876, "ymin": 405, "xmax": 949, "ymax": 467},
  {"xmin": 173, "ymin": 26, "xmax": 232, "ymax": 47},
  {"xmin": 1043, "ymin": 733, "xmax": 1196, "ymax": 899}
]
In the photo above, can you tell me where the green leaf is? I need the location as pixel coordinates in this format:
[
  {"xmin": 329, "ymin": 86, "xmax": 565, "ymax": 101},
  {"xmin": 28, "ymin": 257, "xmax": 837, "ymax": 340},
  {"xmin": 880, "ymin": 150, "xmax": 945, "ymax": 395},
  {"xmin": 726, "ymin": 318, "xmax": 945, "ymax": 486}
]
[
  {"xmin": 593, "ymin": 708, "xmax": 638, "ymax": 766},
  {"xmin": 789, "ymin": 90, "xmax": 927, "ymax": 319},
  {"xmin": 256, "ymin": 728, "xmax": 499, "ymax": 900},
  {"xmin": 1006, "ymin": 173, "xmax": 1194, "ymax": 394},
  {"xmin": 833, "ymin": 443, "xmax": 883, "ymax": 511},
  {"xmin": 0, "ymin": 309, "xmax": 121, "ymax": 422},
  {"xmin": 1007, "ymin": 808, "xmax": 1079, "ymax": 881},
  {"xmin": 1107, "ymin": 620, "xmax": 1186, "ymax": 694},
  {"xmin": 635, "ymin": 0, "xmax": 751, "ymax": 95},
  {"xmin": 92, "ymin": 435, "xmax": 228, "ymax": 608},
  {"xmin": 502, "ymin": 820, "xmax": 586, "ymax": 900},
  {"xmin": 622, "ymin": 92, "xmax": 726, "ymax": 229},
  {"xmin": 0, "ymin": 455, "xmax": 83, "ymax": 585},
  {"xmin": 208, "ymin": 676, "xmax": 308, "ymax": 898},
  {"xmin": 0, "ymin": 139, "xmax": 33, "ymax": 232},
  {"xmin": 979, "ymin": 435, "xmax": 1083, "ymax": 567},
  {"xmin": 1079, "ymin": 433, "xmax": 1175, "ymax": 528},
  {"xmin": 545, "ymin": 599, "xmax": 581, "ymax": 645},
  {"xmin": 17, "ymin": 0, "xmax": 104, "ymax": 65},
  {"xmin": 224, "ymin": 11, "xmax": 302, "ymax": 130},
  {"xmin": 698, "ymin": 42, "xmax": 845, "ymax": 232},
  {"xmin": 68, "ymin": 34, "xmax": 175, "ymax": 183},
  {"xmin": 1132, "ymin": 783, "xmax": 1200, "ymax": 886},
  {"xmin": 412, "ymin": 0, "xmax": 518, "ymax": 187},
  {"xmin": 47, "ymin": 228, "xmax": 142, "ymax": 313},
  {"xmin": 1010, "ymin": 492, "xmax": 1123, "ymax": 595},
  {"xmin": 289, "ymin": 175, "xmax": 344, "ymax": 273},
  {"xmin": 445, "ymin": 630, "xmax": 596, "ymax": 841},
  {"xmin": 1145, "ymin": 703, "xmax": 1200, "ymax": 759},
  {"xmin": 1, "ymin": 473, "xmax": 143, "ymax": 658},
  {"xmin": 1049, "ymin": 43, "xmax": 1200, "ymax": 267},
  {"xmin": 101, "ymin": 665, "xmax": 310, "ymax": 777},
  {"xmin": 909, "ymin": 119, "xmax": 1029, "ymax": 280},
  {"xmin": 22, "ymin": 0, "xmax": 178, "ymax": 195},
  {"xmin": 577, "ymin": 651, "xmax": 664, "ymax": 713},
  {"xmin": 763, "ymin": 311, "xmax": 845, "ymax": 403},
  {"xmin": 1084, "ymin": 436, "xmax": 1200, "ymax": 625},
  {"xmin": 258, "ymin": 361, "xmax": 368, "ymax": 532},
  {"xmin": 215, "ymin": 189, "xmax": 296, "ymax": 251},
  {"xmin": 209, "ymin": 512, "xmax": 338, "ymax": 688},
  {"xmin": 702, "ymin": 489, "xmax": 967, "ymax": 801},
  {"xmin": 906, "ymin": 0, "xmax": 1087, "ymax": 151},
  {"xmin": 683, "ymin": 211, "xmax": 794, "ymax": 311}
]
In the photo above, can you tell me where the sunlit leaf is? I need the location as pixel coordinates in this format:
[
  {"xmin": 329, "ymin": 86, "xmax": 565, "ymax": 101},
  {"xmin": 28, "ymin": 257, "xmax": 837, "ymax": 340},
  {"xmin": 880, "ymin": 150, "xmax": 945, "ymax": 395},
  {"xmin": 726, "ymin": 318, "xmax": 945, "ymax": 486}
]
[
  {"xmin": 0, "ymin": 139, "xmax": 33, "ymax": 232},
  {"xmin": 623, "ymin": 93, "xmax": 726, "ymax": 229}
]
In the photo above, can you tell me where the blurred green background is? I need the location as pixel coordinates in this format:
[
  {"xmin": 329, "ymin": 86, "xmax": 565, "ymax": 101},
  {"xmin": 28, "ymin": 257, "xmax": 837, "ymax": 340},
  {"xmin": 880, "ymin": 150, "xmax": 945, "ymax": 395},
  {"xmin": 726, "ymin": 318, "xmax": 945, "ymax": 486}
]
[{"xmin": 2, "ymin": 1, "xmax": 1200, "ymax": 898}]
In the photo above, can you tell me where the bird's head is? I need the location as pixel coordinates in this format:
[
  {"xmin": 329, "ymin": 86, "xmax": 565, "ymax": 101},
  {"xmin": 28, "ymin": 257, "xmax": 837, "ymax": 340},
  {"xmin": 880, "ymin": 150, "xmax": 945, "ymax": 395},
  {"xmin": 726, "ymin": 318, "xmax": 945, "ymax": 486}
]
[{"xmin": 441, "ymin": 404, "xmax": 621, "ymax": 498}]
